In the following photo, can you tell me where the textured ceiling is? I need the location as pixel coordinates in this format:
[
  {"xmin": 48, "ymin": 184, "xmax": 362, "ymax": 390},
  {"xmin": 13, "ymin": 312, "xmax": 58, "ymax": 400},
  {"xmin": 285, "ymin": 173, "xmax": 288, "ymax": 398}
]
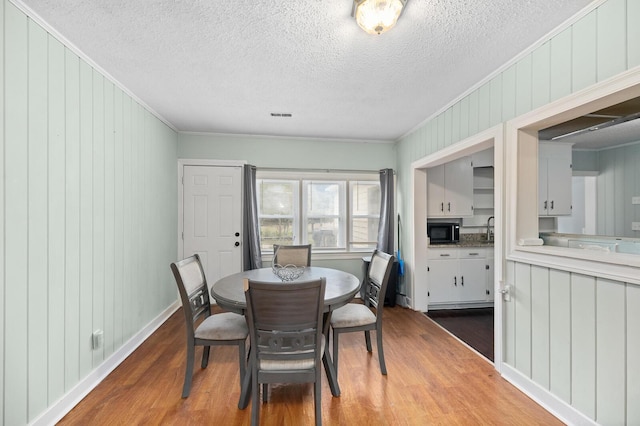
[{"xmin": 21, "ymin": 0, "xmax": 595, "ymax": 141}]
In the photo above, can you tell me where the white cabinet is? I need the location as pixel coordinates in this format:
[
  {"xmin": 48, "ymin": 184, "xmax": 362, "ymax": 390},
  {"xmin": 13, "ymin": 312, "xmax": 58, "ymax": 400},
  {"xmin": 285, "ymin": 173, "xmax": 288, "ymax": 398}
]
[
  {"xmin": 426, "ymin": 249, "xmax": 458, "ymax": 303},
  {"xmin": 486, "ymin": 249, "xmax": 494, "ymax": 300},
  {"xmin": 427, "ymin": 157, "xmax": 474, "ymax": 217},
  {"xmin": 458, "ymin": 250, "xmax": 488, "ymax": 302},
  {"xmin": 539, "ymin": 142, "xmax": 572, "ymax": 216},
  {"xmin": 427, "ymin": 247, "xmax": 490, "ymax": 305}
]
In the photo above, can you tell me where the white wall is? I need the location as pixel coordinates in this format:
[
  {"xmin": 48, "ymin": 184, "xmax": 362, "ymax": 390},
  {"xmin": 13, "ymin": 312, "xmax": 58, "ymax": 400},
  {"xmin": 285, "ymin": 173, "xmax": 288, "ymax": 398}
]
[{"xmin": 1, "ymin": 1, "xmax": 178, "ymax": 423}]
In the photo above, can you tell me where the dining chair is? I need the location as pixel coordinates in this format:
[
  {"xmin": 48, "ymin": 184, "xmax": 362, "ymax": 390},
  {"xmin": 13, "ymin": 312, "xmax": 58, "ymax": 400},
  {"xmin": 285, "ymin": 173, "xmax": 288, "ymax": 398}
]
[
  {"xmin": 272, "ymin": 244, "xmax": 312, "ymax": 267},
  {"xmin": 244, "ymin": 277, "xmax": 326, "ymax": 426},
  {"xmin": 330, "ymin": 249, "xmax": 395, "ymax": 376},
  {"xmin": 170, "ymin": 254, "xmax": 248, "ymax": 398}
]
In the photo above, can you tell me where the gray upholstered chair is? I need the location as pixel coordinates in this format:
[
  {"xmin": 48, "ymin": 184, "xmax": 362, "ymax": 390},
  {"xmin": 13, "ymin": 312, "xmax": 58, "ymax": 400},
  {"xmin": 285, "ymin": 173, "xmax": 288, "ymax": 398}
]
[
  {"xmin": 170, "ymin": 254, "xmax": 248, "ymax": 398},
  {"xmin": 244, "ymin": 277, "xmax": 326, "ymax": 426},
  {"xmin": 272, "ymin": 244, "xmax": 312, "ymax": 267},
  {"xmin": 330, "ymin": 249, "xmax": 395, "ymax": 376}
]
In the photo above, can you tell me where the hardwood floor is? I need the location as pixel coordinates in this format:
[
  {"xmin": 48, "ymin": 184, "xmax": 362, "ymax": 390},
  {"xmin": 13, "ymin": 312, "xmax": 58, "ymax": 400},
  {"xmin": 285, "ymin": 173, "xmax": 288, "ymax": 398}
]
[
  {"xmin": 59, "ymin": 305, "xmax": 560, "ymax": 425},
  {"xmin": 426, "ymin": 308, "xmax": 494, "ymax": 361}
]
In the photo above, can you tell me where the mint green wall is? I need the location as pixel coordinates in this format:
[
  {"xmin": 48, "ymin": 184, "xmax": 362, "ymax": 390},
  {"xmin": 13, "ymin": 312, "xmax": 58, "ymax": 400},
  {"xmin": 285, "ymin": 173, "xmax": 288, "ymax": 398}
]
[
  {"xmin": 572, "ymin": 149, "xmax": 599, "ymax": 171},
  {"xmin": 178, "ymin": 132, "xmax": 395, "ymax": 171},
  {"xmin": 596, "ymin": 140, "xmax": 640, "ymax": 236},
  {"xmin": 397, "ymin": 0, "xmax": 639, "ymax": 424},
  {"xmin": 1, "ymin": 1, "xmax": 178, "ymax": 423}
]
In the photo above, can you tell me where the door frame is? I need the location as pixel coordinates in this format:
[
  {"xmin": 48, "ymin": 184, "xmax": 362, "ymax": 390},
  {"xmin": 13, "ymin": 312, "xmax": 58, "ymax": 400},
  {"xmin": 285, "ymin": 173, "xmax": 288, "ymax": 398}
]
[
  {"xmin": 410, "ymin": 124, "xmax": 505, "ymax": 372},
  {"xmin": 177, "ymin": 159, "xmax": 246, "ymax": 260}
]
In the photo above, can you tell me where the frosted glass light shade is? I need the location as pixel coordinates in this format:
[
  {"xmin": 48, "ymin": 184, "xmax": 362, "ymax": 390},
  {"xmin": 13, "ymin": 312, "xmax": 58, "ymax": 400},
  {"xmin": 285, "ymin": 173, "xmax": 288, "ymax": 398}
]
[{"xmin": 354, "ymin": 0, "xmax": 407, "ymax": 35}]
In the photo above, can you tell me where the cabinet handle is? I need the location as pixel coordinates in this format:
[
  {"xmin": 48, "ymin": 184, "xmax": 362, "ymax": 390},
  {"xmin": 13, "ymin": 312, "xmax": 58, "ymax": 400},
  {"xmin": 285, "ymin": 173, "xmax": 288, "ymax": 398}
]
[
  {"xmin": 439, "ymin": 254, "xmax": 450, "ymax": 257},
  {"xmin": 440, "ymin": 202, "xmax": 444, "ymax": 212},
  {"xmin": 447, "ymin": 202, "xmax": 451, "ymax": 212},
  {"xmin": 544, "ymin": 200, "xmax": 548, "ymax": 210},
  {"xmin": 550, "ymin": 200, "xmax": 554, "ymax": 210},
  {"xmin": 468, "ymin": 252, "xmax": 479, "ymax": 256},
  {"xmin": 461, "ymin": 276, "xmax": 464, "ymax": 286},
  {"xmin": 454, "ymin": 276, "xmax": 457, "ymax": 286}
]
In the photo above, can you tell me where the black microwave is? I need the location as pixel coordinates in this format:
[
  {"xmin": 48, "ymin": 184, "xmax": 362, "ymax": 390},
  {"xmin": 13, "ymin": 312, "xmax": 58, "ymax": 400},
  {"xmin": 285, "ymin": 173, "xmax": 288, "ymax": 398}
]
[{"xmin": 427, "ymin": 222, "xmax": 460, "ymax": 244}]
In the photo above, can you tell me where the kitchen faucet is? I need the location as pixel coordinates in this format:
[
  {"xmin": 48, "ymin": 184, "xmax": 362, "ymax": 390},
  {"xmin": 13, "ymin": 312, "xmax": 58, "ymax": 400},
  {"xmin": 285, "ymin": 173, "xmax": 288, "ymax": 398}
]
[{"xmin": 486, "ymin": 216, "xmax": 495, "ymax": 241}]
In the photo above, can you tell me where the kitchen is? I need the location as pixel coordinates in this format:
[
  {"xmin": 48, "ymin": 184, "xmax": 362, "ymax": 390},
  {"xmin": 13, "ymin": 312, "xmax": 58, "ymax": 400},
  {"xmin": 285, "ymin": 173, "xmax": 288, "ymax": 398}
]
[{"xmin": 424, "ymin": 147, "xmax": 496, "ymax": 361}]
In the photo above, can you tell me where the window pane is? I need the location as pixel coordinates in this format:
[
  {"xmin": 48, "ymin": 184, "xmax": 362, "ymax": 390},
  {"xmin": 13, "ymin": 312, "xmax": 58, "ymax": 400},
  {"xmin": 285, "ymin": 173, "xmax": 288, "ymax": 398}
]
[
  {"xmin": 349, "ymin": 181, "xmax": 380, "ymax": 250},
  {"xmin": 259, "ymin": 181, "xmax": 294, "ymax": 215},
  {"xmin": 259, "ymin": 218, "xmax": 295, "ymax": 250},
  {"xmin": 351, "ymin": 217, "xmax": 379, "ymax": 244},
  {"xmin": 307, "ymin": 218, "xmax": 340, "ymax": 248},
  {"xmin": 257, "ymin": 179, "xmax": 298, "ymax": 251},
  {"xmin": 306, "ymin": 182, "xmax": 340, "ymax": 215},
  {"xmin": 352, "ymin": 182, "xmax": 380, "ymax": 215}
]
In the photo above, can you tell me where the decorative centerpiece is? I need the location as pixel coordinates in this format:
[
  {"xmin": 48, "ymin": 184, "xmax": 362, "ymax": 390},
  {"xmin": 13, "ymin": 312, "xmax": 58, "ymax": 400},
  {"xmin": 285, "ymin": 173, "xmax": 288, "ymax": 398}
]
[{"xmin": 271, "ymin": 264, "xmax": 305, "ymax": 282}]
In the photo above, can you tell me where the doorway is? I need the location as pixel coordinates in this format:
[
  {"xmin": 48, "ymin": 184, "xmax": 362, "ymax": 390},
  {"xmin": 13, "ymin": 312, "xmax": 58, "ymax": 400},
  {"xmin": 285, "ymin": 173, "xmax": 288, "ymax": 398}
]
[{"xmin": 411, "ymin": 124, "xmax": 504, "ymax": 372}]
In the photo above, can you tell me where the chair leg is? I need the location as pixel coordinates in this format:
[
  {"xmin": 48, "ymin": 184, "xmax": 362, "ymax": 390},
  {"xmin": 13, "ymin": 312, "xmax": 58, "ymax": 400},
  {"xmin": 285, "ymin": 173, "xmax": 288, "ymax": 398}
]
[
  {"xmin": 182, "ymin": 343, "xmax": 195, "ymax": 398},
  {"xmin": 314, "ymin": 375, "xmax": 322, "ymax": 426},
  {"xmin": 376, "ymin": 327, "xmax": 387, "ymax": 375},
  {"xmin": 364, "ymin": 330, "xmax": 373, "ymax": 352},
  {"xmin": 251, "ymin": 368, "xmax": 260, "ymax": 426},
  {"xmin": 201, "ymin": 346, "xmax": 210, "ymax": 369},
  {"xmin": 238, "ymin": 340, "xmax": 246, "ymax": 389},
  {"xmin": 332, "ymin": 329, "xmax": 340, "ymax": 377}
]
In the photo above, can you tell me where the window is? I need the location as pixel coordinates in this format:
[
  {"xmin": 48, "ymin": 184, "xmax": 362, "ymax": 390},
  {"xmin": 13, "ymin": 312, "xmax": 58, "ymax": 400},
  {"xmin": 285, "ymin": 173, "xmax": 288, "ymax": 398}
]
[{"xmin": 256, "ymin": 171, "xmax": 380, "ymax": 253}]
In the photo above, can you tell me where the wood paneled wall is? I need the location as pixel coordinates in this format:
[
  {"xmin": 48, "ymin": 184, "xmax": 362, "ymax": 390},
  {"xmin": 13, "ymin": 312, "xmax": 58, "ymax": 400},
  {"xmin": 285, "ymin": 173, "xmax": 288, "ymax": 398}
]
[
  {"xmin": 1, "ymin": 1, "xmax": 178, "ymax": 423},
  {"xmin": 397, "ymin": 0, "xmax": 639, "ymax": 424},
  {"xmin": 505, "ymin": 261, "xmax": 639, "ymax": 425}
]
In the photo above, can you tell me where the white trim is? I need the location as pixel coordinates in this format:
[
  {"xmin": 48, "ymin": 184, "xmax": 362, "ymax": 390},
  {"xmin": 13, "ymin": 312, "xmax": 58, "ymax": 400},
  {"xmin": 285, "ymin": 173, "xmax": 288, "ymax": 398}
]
[
  {"xmin": 399, "ymin": 0, "xmax": 607, "ymax": 141},
  {"xmin": 29, "ymin": 301, "xmax": 180, "ymax": 426},
  {"xmin": 409, "ymin": 124, "xmax": 505, "ymax": 372},
  {"xmin": 179, "ymin": 130, "xmax": 394, "ymax": 145},
  {"xmin": 505, "ymin": 66, "xmax": 640, "ymax": 285},
  {"xmin": 501, "ymin": 364, "xmax": 597, "ymax": 426},
  {"xmin": 9, "ymin": 0, "xmax": 177, "ymax": 132}
]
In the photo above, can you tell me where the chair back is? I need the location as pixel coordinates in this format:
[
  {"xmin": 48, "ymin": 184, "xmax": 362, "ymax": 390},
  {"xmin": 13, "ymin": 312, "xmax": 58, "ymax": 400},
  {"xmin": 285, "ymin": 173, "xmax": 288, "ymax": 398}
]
[
  {"xmin": 245, "ymin": 278, "xmax": 325, "ymax": 371},
  {"xmin": 364, "ymin": 250, "xmax": 395, "ymax": 318},
  {"xmin": 273, "ymin": 244, "xmax": 312, "ymax": 267},
  {"xmin": 170, "ymin": 254, "xmax": 211, "ymax": 335}
]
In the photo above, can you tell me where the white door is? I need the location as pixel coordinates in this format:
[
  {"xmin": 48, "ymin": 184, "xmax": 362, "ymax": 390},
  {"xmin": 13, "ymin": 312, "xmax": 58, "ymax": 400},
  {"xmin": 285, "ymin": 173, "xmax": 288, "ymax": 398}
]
[{"xmin": 182, "ymin": 165, "xmax": 243, "ymax": 291}]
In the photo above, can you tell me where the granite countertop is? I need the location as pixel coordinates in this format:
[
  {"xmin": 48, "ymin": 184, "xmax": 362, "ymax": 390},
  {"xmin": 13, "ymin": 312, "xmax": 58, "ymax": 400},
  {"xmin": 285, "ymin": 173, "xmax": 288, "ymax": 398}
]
[
  {"xmin": 429, "ymin": 234, "xmax": 494, "ymax": 248},
  {"xmin": 429, "ymin": 242, "xmax": 494, "ymax": 248}
]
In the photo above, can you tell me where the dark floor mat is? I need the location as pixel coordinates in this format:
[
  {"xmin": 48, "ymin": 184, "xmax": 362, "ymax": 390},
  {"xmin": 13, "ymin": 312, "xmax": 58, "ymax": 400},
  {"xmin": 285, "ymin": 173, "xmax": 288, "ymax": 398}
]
[{"xmin": 425, "ymin": 308, "xmax": 494, "ymax": 361}]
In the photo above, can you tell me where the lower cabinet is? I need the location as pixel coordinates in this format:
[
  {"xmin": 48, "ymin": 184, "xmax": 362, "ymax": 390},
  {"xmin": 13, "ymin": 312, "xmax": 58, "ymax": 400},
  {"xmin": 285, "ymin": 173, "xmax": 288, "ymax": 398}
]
[{"xmin": 427, "ymin": 247, "xmax": 492, "ymax": 306}]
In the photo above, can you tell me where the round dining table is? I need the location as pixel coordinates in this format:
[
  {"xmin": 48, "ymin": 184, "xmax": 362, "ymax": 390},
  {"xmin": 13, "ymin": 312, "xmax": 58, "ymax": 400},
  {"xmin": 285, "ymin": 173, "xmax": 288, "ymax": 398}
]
[{"xmin": 210, "ymin": 266, "xmax": 360, "ymax": 407}]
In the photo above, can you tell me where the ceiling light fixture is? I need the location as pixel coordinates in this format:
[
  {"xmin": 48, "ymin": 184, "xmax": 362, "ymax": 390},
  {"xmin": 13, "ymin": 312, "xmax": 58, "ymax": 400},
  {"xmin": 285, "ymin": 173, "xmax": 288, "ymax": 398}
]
[{"xmin": 352, "ymin": 0, "xmax": 407, "ymax": 35}]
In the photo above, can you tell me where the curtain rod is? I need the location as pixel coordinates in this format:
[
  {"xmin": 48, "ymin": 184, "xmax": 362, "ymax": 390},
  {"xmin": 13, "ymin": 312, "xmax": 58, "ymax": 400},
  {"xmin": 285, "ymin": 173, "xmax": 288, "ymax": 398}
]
[{"xmin": 256, "ymin": 167, "xmax": 394, "ymax": 175}]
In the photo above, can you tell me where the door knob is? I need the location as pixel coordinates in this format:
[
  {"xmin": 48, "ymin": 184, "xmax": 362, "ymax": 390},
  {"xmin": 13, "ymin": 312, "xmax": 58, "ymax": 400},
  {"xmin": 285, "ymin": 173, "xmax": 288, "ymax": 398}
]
[
  {"xmin": 235, "ymin": 241, "xmax": 240, "ymax": 247},
  {"xmin": 235, "ymin": 232, "xmax": 240, "ymax": 237}
]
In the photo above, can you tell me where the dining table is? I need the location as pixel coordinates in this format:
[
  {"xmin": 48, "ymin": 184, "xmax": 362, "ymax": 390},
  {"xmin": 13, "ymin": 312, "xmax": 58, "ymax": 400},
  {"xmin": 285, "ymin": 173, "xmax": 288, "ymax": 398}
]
[{"xmin": 211, "ymin": 266, "xmax": 360, "ymax": 408}]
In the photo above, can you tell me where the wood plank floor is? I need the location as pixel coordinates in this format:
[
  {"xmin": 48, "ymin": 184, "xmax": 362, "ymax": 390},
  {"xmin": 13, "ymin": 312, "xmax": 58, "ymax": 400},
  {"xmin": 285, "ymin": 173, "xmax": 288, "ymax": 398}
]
[{"xmin": 59, "ymin": 305, "xmax": 561, "ymax": 425}]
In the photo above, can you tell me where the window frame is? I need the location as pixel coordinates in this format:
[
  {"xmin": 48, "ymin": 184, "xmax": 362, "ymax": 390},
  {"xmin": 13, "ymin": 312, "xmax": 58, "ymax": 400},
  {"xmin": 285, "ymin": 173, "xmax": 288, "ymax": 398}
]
[
  {"xmin": 506, "ymin": 69, "xmax": 640, "ymax": 284},
  {"xmin": 256, "ymin": 170, "xmax": 380, "ymax": 256}
]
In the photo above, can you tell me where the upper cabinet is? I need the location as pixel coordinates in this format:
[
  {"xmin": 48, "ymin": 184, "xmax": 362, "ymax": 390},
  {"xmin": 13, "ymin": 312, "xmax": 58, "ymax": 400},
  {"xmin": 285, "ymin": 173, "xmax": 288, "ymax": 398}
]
[
  {"xmin": 539, "ymin": 142, "xmax": 572, "ymax": 216},
  {"xmin": 427, "ymin": 156, "xmax": 474, "ymax": 217}
]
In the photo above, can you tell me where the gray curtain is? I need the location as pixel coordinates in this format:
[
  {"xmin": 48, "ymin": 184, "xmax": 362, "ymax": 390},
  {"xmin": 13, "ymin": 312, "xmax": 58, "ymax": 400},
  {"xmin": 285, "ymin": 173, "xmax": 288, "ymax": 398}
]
[
  {"xmin": 243, "ymin": 164, "xmax": 263, "ymax": 270},
  {"xmin": 376, "ymin": 168, "xmax": 395, "ymax": 255}
]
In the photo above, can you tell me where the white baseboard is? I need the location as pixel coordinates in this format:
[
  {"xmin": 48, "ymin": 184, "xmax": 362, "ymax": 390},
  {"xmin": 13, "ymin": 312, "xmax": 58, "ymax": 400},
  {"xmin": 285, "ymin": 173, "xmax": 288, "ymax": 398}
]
[
  {"xmin": 29, "ymin": 300, "xmax": 181, "ymax": 426},
  {"xmin": 501, "ymin": 363, "xmax": 596, "ymax": 426}
]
